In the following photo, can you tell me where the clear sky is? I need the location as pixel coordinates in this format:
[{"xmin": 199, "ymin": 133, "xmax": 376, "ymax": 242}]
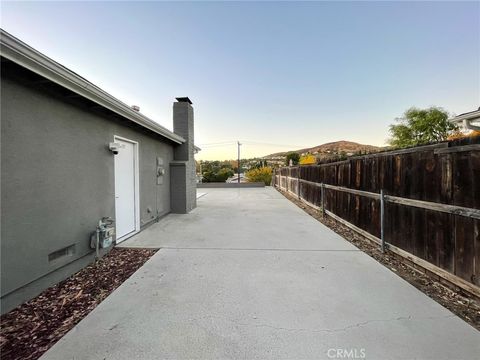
[{"xmin": 1, "ymin": 1, "xmax": 478, "ymax": 160}]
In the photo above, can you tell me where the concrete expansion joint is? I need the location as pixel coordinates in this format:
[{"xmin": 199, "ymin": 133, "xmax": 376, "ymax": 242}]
[
  {"xmin": 234, "ymin": 314, "xmax": 458, "ymax": 334},
  {"xmin": 189, "ymin": 314, "xmax": 457, "ymax": 335},
  {"xmin": 160, "ymin": 247, "xmax": 361, "ymax": 252}
]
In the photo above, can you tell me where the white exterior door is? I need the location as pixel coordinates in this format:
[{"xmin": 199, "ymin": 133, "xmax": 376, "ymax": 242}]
[{"xmin": 114, "ymin": 137, "xmax": 139, "ymax": 242}]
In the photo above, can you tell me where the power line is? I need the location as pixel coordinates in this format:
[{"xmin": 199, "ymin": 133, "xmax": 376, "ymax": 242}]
[
  {"xmin": 198, "ymin": 140, "xmax": 305, "ymax": 148},
  {"xmin": 241, "ymin": 141, "xmax": 305, "ymax": 148},
  {"xmin": 199, "ymin": 143, "xmax": 238, "ymax": 148},
  {"xmin": 197, "ymin": 141, "xmax": 237, "ymax": 146}
]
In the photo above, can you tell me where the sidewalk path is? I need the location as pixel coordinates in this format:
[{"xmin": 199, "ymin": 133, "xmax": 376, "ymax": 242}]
[{"xmin": 41, "ymin": 188, "xmax": 479, "ymax": 360}]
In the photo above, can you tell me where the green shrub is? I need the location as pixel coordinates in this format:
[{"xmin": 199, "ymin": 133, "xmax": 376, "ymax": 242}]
[
  {"xmin": 245, "ymin": 167, "xmax": 272, "ymax": 185},
  {"xmin": 285, "ymin": 152, "xmax": 300, "ymax": 166},
  {"xmin": 202, "ymin": 167, "xmax": 234, "ymax": 182}
]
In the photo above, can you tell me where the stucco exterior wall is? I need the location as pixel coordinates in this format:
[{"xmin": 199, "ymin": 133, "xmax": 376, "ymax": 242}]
[{"xmin": 1, "ymin": 62, "xmax": 175, "ymax": 312}]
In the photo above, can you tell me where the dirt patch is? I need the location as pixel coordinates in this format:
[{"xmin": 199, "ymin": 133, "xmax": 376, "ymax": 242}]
[
  {"xmin": 278, "ymin": 188, "xmax": 480, "ymax": 331},
  {"xmin": 0, "ymin": 247, "xmax": 158, "ymax": 360}
]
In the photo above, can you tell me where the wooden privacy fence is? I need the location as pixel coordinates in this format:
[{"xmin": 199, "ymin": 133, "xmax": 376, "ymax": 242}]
[{"xmin": 272, "ymin": 137, "xmax": 480, "ymax": 297}]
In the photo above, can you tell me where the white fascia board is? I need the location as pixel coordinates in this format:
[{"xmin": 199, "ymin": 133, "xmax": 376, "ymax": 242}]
[
  {"xmin": 450, "ymin": 110, "xmax": 480, "ymax": 131},
  {"xmin": 0, "ymin": 30, "xmax": 185, "ymax": 144}
]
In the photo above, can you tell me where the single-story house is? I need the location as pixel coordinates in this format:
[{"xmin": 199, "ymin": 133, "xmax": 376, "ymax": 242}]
[{"xmin": 1, "ymin": 30, "xmax": 197, "ymax": 313}]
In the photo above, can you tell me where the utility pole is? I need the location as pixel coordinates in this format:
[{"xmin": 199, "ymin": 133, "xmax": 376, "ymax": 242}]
[{"xmin": 237, "ymin": 141, "xmax": 242, "ymax": 184}]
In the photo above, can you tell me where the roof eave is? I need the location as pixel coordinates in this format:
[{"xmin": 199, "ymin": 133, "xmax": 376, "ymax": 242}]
[
  {"xmin": 452, "ymin": 110, "xmax": 480, "ymax": 122},
  {"xmin": 0, "ymin": 29, "xmax": 185, "ymax": 144},
  {"xmin": 450, "ymin": 110, "xmax": 480, "ymax": 131}
]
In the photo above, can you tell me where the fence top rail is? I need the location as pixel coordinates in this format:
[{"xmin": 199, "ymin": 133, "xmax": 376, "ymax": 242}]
[
  {"xmin": 278, "ymin": 175, "xmax": 480, "ymax": 219},
  {"xmin": 434, "ymin": 144, "xmax": 480, "ymax": 154}
]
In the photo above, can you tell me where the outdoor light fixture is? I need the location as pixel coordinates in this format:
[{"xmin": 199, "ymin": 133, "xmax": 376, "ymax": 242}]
[{"xmin": 108, "ymin": 142, "xmax": 121, "ymax": 154}]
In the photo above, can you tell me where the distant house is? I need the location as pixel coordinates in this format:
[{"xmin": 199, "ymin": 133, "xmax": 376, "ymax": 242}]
[
  {"xmin": 1, "ymin": 30, "xmax": 197, "ymax": 313},
  {"xmin": 451, "ymin": 108, "xmax": 480, "ymax": 131}
]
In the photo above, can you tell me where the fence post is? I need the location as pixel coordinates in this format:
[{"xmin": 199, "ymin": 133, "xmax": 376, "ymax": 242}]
[
  {"xmin": 287, "ymin": 170, "xmax": 289, "ymax": 193},
  {"xmin": 321, "ymin": 183, "xmax": 325, "ymax": 216},
  {"xmin": 297, "ymin": 168, "xmax": 300, "ymax": 199},
  {"xmin": 380, "ymin": 189, "xmax": 386, "ymax": 253}
]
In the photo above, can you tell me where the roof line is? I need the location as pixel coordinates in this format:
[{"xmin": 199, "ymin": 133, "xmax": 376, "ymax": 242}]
[
  {"xmin": 0, "ymin": 29, "xmax": 185, "ymax": 144},
  {"xmin": 450, "ymin": 108, "xmax": 480, "ymax": 131},
  {"xmin": 452, "ymin": 109, "xmax": 480, "ymax": 122}
]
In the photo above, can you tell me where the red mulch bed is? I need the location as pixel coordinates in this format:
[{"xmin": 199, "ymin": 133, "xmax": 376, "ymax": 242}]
[{"xmin": 0, "ymin": 248, "xmax": 157, "ymax": 360}]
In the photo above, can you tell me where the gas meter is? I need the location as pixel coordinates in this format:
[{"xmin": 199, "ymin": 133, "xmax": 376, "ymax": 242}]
[{"xmin": 90, "ymin": 217, "xmax": 115, "ymax": 258}]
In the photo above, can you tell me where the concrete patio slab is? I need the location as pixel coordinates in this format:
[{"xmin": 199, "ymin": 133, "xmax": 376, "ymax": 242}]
[
  {"xmin": 119, "ymin": 188, "xmax": 358, "ymax": 251},
  {"xmin": 40, "ymin": 188, "xmax": 479, "ymax": 360}
]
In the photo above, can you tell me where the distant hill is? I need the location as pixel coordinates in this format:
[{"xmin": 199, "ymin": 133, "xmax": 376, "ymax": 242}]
[{"xmin": 263, "ymin": 140, "xmax": 382, "ymax": 159}]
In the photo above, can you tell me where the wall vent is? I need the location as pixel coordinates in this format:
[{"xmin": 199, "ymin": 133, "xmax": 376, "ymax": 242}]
[{"xmin": 48, "ymin": 244, "xmax": 76, "ymax": 262}]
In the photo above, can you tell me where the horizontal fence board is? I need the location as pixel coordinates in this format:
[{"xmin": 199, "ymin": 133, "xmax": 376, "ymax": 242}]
[
  {"xmin": 325, "ymin": 209, "xmax": 380, "ymax": 245},
  {"xmin": 324, "ymin": 184, "xmax": 380, "ymax": 200},
  {"xmin": 385, "ymin": 195, "xmax": 480, "ymax": 219},
  {"xmin": 282, "ymin": 175, "xmax": 480, "ymax": 219},
  {"xmin": 434, "ymin": 144, "xmax": 480, "ymax": 154},
  {"xmin": 388, "ymin": 240, "xmax": 480, "ymax": 299}
]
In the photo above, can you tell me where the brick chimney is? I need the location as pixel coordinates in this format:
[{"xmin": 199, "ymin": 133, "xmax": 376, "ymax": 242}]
[{"xmin": 170, "ymin": 97, "xmax": 196, "ymax": 213}]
